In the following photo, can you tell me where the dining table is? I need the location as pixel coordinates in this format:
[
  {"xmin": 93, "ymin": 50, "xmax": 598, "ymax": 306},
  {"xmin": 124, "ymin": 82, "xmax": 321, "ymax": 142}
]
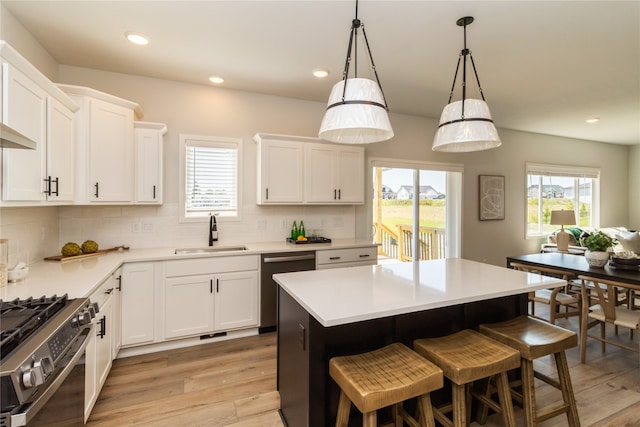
[{"xmin": 506, "ymin": 253, "xmax": 640, "ymax": 288}]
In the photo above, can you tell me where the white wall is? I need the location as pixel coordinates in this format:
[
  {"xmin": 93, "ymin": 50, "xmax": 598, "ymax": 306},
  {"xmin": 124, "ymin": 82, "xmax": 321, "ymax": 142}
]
[{"xmin": 630, "ymin": 145, "xmax": 640, "ymax": 230}]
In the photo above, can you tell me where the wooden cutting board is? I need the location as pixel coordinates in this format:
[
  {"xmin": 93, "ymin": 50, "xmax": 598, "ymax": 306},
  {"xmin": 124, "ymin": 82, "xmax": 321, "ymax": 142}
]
[{"xmin": 44, "ymin": 245, "xmax": 128, "ymax": 262}]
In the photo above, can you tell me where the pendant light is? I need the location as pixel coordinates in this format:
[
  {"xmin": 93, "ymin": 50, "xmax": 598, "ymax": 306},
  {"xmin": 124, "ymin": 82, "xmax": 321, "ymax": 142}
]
[
  {"xmin": 318, "ymin": 0, "xmax": 393, "ymax": 144},
  {"xmin": 432, "ymin": 16, "xmax": 501, "ymax": 152}
]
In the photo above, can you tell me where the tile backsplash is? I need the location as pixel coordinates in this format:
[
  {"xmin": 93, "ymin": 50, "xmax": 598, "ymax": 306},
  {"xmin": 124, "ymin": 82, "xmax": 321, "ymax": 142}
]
[
  {"xmin": 56, "ymin": 203, "xmax": 357, "ymax": 250},
  {"xmin": 1, "ymin": 204, "xmax": 358, "ymax": 266},
  {"xmin": 0, "ymin": 206, "xmax": 60, "ymax": 267}
]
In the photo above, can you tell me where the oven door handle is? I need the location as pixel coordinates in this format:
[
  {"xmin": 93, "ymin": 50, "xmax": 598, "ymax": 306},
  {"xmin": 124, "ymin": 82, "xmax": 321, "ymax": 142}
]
[
  {"xmin": 12, "ymin": 325, "xmax": 93, "ymax": 427},
  {"xmin": 263, "ymin": 254, "xmax": 316, "ymax": 263}
]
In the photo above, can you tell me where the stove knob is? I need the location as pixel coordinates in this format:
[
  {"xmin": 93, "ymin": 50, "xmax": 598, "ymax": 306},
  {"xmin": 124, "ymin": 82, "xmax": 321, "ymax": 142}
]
[
  {"xmin": 34, "ymin": 357, "xmax": 54, "ymax": 377},
  {"xmin": 92, "ymin": 302, "xmax": 100, "ymax": 315},
  {"xmin": 22, "ymin": 365, "xmax": 45, "ymax": 388},
  {"xmin": 77, "ymin": 311, "xmax": 92, "ymax": 326}
]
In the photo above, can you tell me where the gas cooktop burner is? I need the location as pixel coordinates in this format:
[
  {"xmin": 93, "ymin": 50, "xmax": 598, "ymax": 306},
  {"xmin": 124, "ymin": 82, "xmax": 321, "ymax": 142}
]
[{"xmin": 0, "ymin": 295, "xmax": 69, "ymax": 362}]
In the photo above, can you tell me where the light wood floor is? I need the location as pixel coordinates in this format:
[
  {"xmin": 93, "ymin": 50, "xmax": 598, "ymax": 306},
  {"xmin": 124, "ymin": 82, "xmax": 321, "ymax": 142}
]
[{"xmin": 87, "ymin": 303, "xmax": 639, "ymax": 427}]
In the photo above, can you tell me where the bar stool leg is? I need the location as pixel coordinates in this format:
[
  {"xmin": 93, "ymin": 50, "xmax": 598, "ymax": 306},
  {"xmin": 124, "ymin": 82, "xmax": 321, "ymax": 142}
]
[
  {"xmin": 495, "ymin": 372, "xmax": 516, "ymax": 427},
  {"xmin": 521, "ymin": 359, "xmax": 537, "ymax": 427},
  {"xmin": 452, "ymin": 383, "xmax": 467, "ymax": 427},
  {"xmin": 555, "ymin": 352, "xmax": 581, "ymax": 427},
  {"xmin": 417, "ymin": 394, "xmax": 437, "ymax": 427},
  {"xmin": 336, "ymin": 390, "xmax": 351, "ymax": 427},
  {"xmin": 363, "ymin": 411, "xmax": 376, "ymax": 427}
]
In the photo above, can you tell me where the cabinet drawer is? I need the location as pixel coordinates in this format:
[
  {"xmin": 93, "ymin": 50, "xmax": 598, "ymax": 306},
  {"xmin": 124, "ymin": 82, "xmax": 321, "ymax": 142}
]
[
  {"xmin": 316, "ymin": 246, "xmax": 377, "ymax": 266},
  {"xmin": 89, "ymin": 276, "xmax": 116, "ymax": 309},
  {"xmin": 165, "ymin": 255, "xmax": 259, "ymax": 277}
]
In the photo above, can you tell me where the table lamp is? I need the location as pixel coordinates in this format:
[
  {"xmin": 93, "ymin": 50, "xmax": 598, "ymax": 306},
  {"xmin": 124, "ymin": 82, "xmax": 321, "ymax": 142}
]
[{"xmin": 550, "ymin": 210, "xmax": 576, "ymax": 252}]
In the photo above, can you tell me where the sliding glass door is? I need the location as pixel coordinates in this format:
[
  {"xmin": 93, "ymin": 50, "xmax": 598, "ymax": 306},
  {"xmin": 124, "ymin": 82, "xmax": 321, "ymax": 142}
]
[{"xmin": 372, "ymin": 161, "xmax": 462, "ymax": 262}]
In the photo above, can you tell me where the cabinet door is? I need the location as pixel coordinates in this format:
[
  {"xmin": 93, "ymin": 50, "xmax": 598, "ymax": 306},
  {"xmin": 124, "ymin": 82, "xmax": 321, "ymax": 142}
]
[
  {"xmin": 214, "ymin": 271, "xmax": 259, "ymax": 331},
  {"xmin": 336, "ymin": 147, "xmax": 364, "ymax": 203},
  {"xmin": 85, "ymin": 293, "xmax": 113, "ymax": 420},
  {"xmin": 121, "ymin": 263, "xmax": 156, "ymax": 347},
  {"xmin": 96, "ymin": 295, "xmax": 113, "ymax": 386},
  {"xmin": 1, "ymin": 62, "xmax": 47, "ymax": 201},
  {"xmin": 46, "ymin": 96, "xmax": 75, "ymax": 201},
  {"xmin": 304, "ymin": 144, "xmax": 337, "ymax": 203},
  {"xmin": 88, "ymin": 98, "xmax": 133, "ymax": 202},
  {"xmin": 258, "ymin": 139, "xmax": 304, "ymax": 203},
  {"xmin": 135, "ymin": 127, "xmax": 163, "ymax": 203},
  {"xmin": 164, "ymin": 275, "xmax": 214, "ymax": 339}
]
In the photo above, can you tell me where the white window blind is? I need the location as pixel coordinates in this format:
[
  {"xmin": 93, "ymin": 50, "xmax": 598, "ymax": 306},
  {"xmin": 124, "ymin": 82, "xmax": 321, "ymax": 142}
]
[{"xmin": 180, "ymin": 135, "xmax": 241, "ymax": 219}]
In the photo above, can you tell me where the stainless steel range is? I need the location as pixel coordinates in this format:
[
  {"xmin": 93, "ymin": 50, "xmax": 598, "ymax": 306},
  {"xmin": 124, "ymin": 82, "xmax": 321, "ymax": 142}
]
[{"xmin": 1, "ymin": 295, "xmax": 97, "ymax": 427}]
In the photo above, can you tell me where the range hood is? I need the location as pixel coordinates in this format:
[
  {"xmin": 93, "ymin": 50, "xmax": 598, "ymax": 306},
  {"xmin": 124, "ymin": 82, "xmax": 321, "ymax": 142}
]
[{"xmin": 0, "ymin": 123, "xmax": 36, "ymax": 149}]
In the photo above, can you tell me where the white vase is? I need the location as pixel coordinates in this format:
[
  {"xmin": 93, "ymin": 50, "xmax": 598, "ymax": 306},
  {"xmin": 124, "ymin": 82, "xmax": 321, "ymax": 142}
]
[{"xmin": 584, "ymin": 250, "xmax": 610, "ymax": 268}]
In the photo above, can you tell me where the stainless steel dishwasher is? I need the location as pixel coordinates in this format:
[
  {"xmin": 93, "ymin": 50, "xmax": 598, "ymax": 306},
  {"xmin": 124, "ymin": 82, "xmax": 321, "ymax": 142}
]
[{"xmin": 260, "ymin": 251, "xmax": 315, "ymax": 332}]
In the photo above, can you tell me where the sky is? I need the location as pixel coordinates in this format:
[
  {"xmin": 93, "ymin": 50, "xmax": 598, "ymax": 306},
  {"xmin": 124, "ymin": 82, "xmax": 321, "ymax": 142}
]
[{"xmin": 380, "ymin": 168, "xmax": 446, "ymax": 194}]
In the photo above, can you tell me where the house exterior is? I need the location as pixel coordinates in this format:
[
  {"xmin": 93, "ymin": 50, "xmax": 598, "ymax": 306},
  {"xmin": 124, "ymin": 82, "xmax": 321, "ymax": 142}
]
[
  {"xmin": 527, "ymin": 185, "xmax": 565, "ymax": 199},
  {"xmin": 396, "ymin": 185, "xmax": 441, "ymax": 200}
]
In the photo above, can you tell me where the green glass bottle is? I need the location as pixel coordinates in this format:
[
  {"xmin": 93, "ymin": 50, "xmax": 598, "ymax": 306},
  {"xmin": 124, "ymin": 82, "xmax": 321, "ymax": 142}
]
[
  {"xmin": 291, "ymin": 221, "xmax": 298, "ymax": 240},
  {"xmin": 299, "ymin": 221, "xmax": 306, "ymax": 238}
]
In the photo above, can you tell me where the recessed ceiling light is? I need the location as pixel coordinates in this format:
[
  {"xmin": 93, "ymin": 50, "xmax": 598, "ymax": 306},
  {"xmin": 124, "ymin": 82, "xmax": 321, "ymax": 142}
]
[
  {"xmin": 125, "ymin": 32, "xmax": 149, "ymax": 45},
  {"xmin": 585, "ymin": 117, "xmax": 600, "ymax": 124},
  {"xmin": 312, "ymin": 69, "xmax": 329, "ymax": 78},
  {"xmin": 209, "ymin": 76, "xmax": 225, "ymax": 84}
]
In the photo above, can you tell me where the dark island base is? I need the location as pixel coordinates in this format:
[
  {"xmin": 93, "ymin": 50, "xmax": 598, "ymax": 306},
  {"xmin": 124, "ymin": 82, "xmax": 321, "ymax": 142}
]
[{"xmin": 277, "ymin": 288, "xmax": 528, "ymax": 427}]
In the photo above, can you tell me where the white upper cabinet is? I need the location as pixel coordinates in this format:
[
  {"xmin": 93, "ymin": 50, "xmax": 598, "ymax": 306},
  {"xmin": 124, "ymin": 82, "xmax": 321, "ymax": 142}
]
[
  {"xmin": 304, "ymin": 143, "xmax": 364, "ymax": 203},
  {"xmin": 134, "ymin": 121, "xmax": 167, "ymax": 204},
  {"xmin": 1, "ymin": 42, "xmax": 78, "ymax": 204},
  {"xmin": 254, "ymin": 133, "xmax": 365, "ymax": 205},
  {"xmin": 59, "ymin": 84, "xmax": 142, "ymax": 204},
  {"xmin": 46, "ymin": 96, "xmax": 76, "ymax": 201},
  {"xmin": 254, "ymin": 133, "xmax": 304, "ymax": 204}
]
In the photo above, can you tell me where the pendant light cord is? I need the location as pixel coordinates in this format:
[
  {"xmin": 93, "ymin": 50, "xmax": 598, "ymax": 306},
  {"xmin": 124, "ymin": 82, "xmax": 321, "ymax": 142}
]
[
  {"xmin": 337, "ymin": 0, "xmax": 390, "ymax": 111},
  {"xmin": 445, "ymin": 17, "xmax": 487, "ymax": 119}
]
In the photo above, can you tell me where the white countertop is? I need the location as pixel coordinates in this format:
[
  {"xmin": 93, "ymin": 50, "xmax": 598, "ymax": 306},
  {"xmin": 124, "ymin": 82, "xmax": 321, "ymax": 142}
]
[
  {"xmin": 0, "ymin": 239, "xmax": 376, "ymax": 301},
  {"xmin": 273, "ymin": 258, "xmax": 565, "ymax": 327}
]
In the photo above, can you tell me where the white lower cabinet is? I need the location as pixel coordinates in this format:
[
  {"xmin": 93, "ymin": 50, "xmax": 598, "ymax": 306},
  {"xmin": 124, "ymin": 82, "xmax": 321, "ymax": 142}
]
[
  {"xmin": 316, "ymin": 246, "xmax": 378, "ymax": 270},
  {"xmin": 85, "ymin": 273, "xmax": 117, "ymax": 421},
  {"xmin": 121, "ymin": 262, "xmax": 156, "ymax": 347},
  {"xmin": 214, "ymin": 271, "xmax": 259, "ymax": 331},
  {"xmin": 163, "ymin": 256, "xmax": 259, "ymax": 340},
  {"xmin": 164, "ymin": 274, "xmax": 215, "ymax": 339}
]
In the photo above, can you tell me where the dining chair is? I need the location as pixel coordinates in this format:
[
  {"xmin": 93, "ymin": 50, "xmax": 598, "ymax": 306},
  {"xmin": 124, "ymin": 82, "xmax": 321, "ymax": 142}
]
[
  {"xmin": 510, "ymin": 262, "xmax": 580, "ymax": 325},
  {"xmin": 578, "ymin": 275, "xmax": 640, "ymax": 363}
]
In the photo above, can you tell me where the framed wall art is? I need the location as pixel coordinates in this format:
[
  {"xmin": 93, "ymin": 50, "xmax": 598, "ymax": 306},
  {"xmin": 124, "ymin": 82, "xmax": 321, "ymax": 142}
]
[{"xmin": 478, "ymin": 175, "xmax": 505, "ymax": 221}]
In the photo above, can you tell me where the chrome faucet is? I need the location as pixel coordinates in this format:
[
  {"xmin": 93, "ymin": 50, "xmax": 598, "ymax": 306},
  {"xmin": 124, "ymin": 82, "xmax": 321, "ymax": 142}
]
[{"xmin": 209, "ymin": 214, "xmax": 218, "ymax": 246}]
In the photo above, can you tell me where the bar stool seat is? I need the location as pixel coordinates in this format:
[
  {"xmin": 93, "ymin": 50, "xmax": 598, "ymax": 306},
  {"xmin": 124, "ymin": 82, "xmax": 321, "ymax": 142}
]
[
  {"xmin": 413, "ymin": 329, "xmax": 520, "ymax": 427},
  {"xmin": 479, "ymin": 315, "xmax": 580, "ymax": 427},
  {"xmin": 329, "ymin": 342, "xmax": 443, "ymax": 427}
]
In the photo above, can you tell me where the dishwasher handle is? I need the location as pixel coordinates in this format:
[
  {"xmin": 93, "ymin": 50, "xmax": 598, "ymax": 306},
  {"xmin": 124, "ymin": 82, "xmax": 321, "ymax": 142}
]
[{"xmin": 263, "ymin": 254, "xmax": 316, "ymax": 263}]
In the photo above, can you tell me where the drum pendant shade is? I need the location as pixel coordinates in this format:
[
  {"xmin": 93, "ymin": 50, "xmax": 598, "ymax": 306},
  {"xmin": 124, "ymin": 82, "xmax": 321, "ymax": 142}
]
[
  {"xmin": 319, "ymin": 78, "xmax": 394, "ymax": 144},
  {"xmin": 432, "ymin": 99, "xmax": 501, "ymax": 152},
  {"xmin": 432, "ymin": 16, "xmax": 501, "ymax": 153}
]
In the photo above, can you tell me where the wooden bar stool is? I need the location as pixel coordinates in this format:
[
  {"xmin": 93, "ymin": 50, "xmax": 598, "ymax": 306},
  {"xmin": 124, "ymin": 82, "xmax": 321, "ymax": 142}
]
[
  {"xmin": 479, "ymin": 315, "xmax": 580, "ymax": 427},
  {"xmin": 329, "ymin": 342, "xmax": 443, "ymax": 427},
  {"xmin": 413, "ymin": 329, "xmax": 520, "ymax": 427}
]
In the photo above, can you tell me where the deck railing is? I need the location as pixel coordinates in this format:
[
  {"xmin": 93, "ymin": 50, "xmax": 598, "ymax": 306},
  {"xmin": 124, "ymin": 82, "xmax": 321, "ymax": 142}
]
[{"xmin": 375, "ymin": 222, "xmax": 445, "ymax": 261}]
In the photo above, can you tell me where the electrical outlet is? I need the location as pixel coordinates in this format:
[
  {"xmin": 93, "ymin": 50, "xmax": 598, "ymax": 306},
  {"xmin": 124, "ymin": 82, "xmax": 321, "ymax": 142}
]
[
  {"xmin": 131, "ymin": 222, "xmax": 141, "ymax": 233},
  {"xmin": 142, "ymin": 223, "xmax": 154, "ymax": 233}
]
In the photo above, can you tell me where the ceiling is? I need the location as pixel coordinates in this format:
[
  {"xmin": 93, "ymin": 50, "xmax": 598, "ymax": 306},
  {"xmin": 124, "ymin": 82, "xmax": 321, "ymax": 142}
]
[{"xmin": 3, "ymin": 1, "xmax": 639, "ymax": 145}]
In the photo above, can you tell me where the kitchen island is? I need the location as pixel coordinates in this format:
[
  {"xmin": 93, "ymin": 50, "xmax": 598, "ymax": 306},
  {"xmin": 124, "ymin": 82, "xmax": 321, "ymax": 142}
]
[{"xmin": 274, "ymin": 258, "xmax": 565, "ymax": 427}]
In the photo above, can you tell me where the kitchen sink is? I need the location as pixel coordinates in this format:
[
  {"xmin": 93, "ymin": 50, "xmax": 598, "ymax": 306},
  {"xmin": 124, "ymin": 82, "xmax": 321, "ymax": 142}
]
[{"xmin": 174, "ymin": 246, "xmax": 248, "ymax": 255}]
